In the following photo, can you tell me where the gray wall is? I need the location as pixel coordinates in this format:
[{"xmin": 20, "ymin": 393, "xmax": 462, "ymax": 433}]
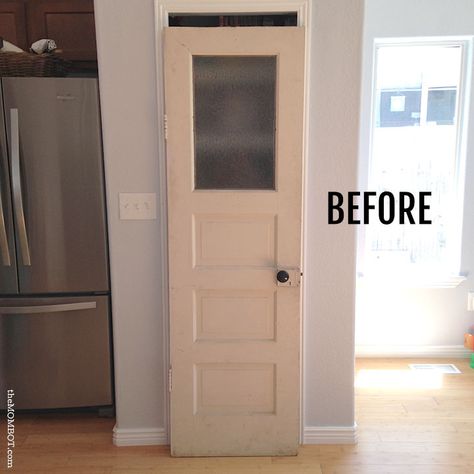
[
  {"xmin": 303, "ymin": 0, "xmax": 363, "ymax": 428},
  {"xmin": 95, "ymin": 0, "xmax": 166, "ymax": 430},
  {"xmin": 95, "ymin": 0, "xmax": 363, "ymax": 438}
]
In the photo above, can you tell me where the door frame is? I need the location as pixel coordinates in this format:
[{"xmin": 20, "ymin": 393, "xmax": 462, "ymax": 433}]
[{"xmin": 153, "ymin": 0, "xmax": 312, "ymax": 443}]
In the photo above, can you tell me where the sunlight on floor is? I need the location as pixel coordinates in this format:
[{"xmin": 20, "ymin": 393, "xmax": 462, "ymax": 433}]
[{"xmin": 355, "ymin": 369, "xmax": 444, "ymax": 389}]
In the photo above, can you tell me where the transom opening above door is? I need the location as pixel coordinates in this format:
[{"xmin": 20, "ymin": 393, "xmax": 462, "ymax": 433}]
[{"xmin": 169, "ymin": 13, "xmax": 297, "ymax": 27}]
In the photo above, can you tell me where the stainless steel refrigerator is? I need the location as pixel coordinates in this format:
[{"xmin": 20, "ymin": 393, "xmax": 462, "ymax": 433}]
[{"xmin": 0, "ymin": 77, "xmax": 113, "ymax": 409}]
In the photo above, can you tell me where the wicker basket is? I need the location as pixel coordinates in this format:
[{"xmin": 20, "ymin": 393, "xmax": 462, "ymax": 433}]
[{"xmin": 0, "ymin": 51, "xmax": 70, "ymax": 77}]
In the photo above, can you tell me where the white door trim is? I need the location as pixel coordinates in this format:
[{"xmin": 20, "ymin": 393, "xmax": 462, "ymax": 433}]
[{"xmin": 153, "ymin": 0, "xmax": 312, "ymax": 444}]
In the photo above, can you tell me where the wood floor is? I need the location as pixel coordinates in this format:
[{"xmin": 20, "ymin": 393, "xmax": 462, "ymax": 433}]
[{"xmin": 2, "ymin": 358, "xmax": 474, "ymax": 473}]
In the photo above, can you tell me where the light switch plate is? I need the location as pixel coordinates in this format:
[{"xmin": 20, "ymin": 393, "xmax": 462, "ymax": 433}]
[{"xmin": 119, "ymin": 193, "xmax": 157, "ymax": 220}]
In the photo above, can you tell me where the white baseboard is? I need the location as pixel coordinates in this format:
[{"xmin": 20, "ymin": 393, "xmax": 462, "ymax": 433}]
[
  {"xmin": 355, "ymin": 344, "xmax": 471, "ymax": 358},
  {"xmin": 113, "ymin": 425, "xmax": 358, "ymax": 447},
  {"xmin": 112, "ymin": 426, "xmax": 168, "ymax": 446},
  {"xmin": 303, "ymin": 425, "xmax": 358, "ymax": 445}
]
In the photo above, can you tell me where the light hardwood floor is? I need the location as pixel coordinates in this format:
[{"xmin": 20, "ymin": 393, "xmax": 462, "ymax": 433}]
[{"xmin": 2, "ymin": 358, "xmax": 474, "ymax": 473}]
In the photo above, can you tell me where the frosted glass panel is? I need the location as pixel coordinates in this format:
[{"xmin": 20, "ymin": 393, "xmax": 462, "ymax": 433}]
[{"xmin": 193, "ymin": 56, "xmax": 276, "ymax": 190}]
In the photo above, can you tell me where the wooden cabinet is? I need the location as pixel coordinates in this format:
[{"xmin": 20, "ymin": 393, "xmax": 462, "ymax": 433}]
[
  {"xmin": 27, "ymin": 0, "xmax": 96, "ymax": 63},
  {"xmin": 0, "ymin": 0, "xmax": 97, "ymax": 71},
  {"xmin": 0, "ymin": 1, "xmax": 28, "ymax": 50}
]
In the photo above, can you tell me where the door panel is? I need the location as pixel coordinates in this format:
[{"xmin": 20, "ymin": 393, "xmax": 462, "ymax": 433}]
[
  {"xmin": 165, "ymin": 27, "xmax": 305, "ymax": 456},
  {"xmin": 0, "ymin": 84, "xmax": 19, "ymax": 295},
  {"xmin": 26, "ymin": 0, "xmax": 96, "ymax": 62},
  {"xmin": 0, "ymin": 1, "xmax": 28, "ymax": 51},
  {"xmin": 2, "ymin": 78, "xmax": 108, "ymax": 294}
]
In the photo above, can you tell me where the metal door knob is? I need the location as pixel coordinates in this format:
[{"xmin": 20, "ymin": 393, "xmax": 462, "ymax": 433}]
[{"xmin": 276, "ymin": 270, "xmax": 290, "ymax": 283}]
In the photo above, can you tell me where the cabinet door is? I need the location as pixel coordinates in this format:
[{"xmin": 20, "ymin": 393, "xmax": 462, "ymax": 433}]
[
  {"xmin": 26, "ymin": 0, "xmax": 96, "ymax": 62},
  {"xmin": 0, "ymin": 1, "xmax": 27, "ymax": 51}
]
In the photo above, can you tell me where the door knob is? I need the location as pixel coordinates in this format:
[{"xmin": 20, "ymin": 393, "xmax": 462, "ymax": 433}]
[{"xmin": 276, "ymin": 270, "xmax": 290, "ymax": 283}]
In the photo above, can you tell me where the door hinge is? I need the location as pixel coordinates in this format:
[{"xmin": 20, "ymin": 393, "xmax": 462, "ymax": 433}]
[
  {"xmin": 164, "ymin": 114, "xmax": 168, "ymax": 141},
  {"xmin": 168, "ymin": 367, "xmax": 172, "ymax": 392}
]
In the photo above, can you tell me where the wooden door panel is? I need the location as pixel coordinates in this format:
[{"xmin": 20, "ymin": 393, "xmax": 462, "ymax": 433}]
[
  {"xmin": 27, "ymin": 0, "xmax": 96, "ymax": 61},
  {"xmin": 165, "ymin": 27, "xmax": 305, "ymax": 457},
  {"xmin": 194, "ymin": 363, "xmax": 276, "ymax": 415},
  {"xmin": 194, "ymin": 289, "xmax": 276, "ymax": 342},
  {"xmin": 193, "ymin": 213, "xmax": 277, "ymax": 267},
  {"xmin": 0, "ymin": 1, "xmax": 27, "ymax": 50}
]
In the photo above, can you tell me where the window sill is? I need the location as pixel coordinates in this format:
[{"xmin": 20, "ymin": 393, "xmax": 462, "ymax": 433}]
[{"xmin": 357, "ymin": 272, "xmax": 467, "ymax": 289}]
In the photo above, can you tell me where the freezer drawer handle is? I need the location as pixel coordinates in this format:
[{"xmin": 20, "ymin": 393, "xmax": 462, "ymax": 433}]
[
  {"xmin": 0, "ymin": 189, "xmax": 11, "ymax": 266},
  {"xmin": 0, "ymin": 301, "xmax": 97, "ymax": 315},
  {"xmin": 10, "ymin": 109, "xmax": 31, "ymax": 266}
]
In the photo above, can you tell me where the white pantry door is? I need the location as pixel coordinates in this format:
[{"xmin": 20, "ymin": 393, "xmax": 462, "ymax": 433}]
[{"xmin": 164, "ymin": 26, "xmax": 305, "ymax": 457}]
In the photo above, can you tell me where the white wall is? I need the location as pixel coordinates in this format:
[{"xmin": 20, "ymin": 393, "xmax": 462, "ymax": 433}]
[
  {"xmin": 95, "ymin": 0, "xmax": 363, "ymax": 442},
  {"xmin": 356, "ymin": 0, "xmax": 474, "ymax": 353}
]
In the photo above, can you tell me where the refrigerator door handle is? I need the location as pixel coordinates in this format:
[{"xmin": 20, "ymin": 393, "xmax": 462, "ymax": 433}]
[
  {"xmin": 10, "ymin": 108, "xmax": 31, "ymax": 266},
  {"xmin": 0, "ymin": 301, "xmax": 97, "ymax": 315},
  {"xmin": 0, "ymin": 190, "xmax": 11, "ymax": 266}
]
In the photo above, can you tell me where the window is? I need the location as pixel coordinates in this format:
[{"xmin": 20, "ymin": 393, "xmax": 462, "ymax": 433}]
[
  {"xmin": 363, "ymin": 40, "xmax": 471, "ymax": 281},
  {"xmin": 193, "ymin": 56, "xmax": 276, "ymax": 190}
]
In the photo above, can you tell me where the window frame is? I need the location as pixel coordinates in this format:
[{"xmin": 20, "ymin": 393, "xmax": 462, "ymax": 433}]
[{"xmin": 358, "ymin": 36, "xmax": 473, "ymax": 288}]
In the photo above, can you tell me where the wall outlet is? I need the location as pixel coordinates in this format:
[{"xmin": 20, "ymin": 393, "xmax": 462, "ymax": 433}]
[
  {"xmin": 119, "ymin": 193, "xmax": 157, "ymax": 220},
  {"xmin": 468, "ymin": 292, "xmax": 474, "ymax": 312}
]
